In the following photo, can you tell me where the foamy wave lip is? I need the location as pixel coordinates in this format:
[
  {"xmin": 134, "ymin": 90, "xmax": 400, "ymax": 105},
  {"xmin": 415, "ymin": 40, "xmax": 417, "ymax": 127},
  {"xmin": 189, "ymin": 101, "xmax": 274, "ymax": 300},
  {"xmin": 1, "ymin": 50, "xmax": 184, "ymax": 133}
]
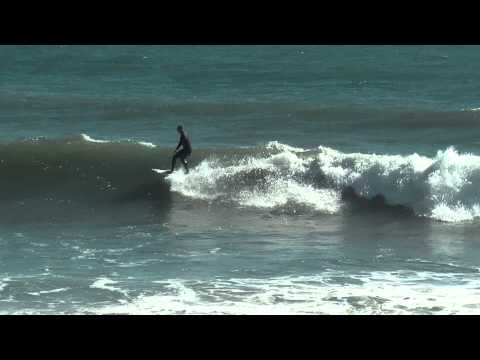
[
  {"xmin": 266, "ymin": 141, "xmax": 306, "ymax": 153},
  {"xmin": 82, "ymin": 134, "xmax": 157, "ymax": 148},
  {"xmin": 82, "ymin": 271, "xmax": 480, "ymax": 315},
  {"xmin": 81, "ymin": 133, "xmax": 110, "ymax": 143},
  {"xmin": 80, "ymin": 133, "xmax": 159, "ymax": 149},
  {"xmin": 316, "ymin": 145, "xmax": 480, "ymax": 222},
  {"xmin": 138, "ymin": 141, "xmax": 156, "ymax": 148},
  {"xmin": 90, "ymin": 277, "xmax": 129, "ymax": 297},
  {"xmin": 28, "ymin": 287, "xmax": 71, "ymax": 296},
  {"xmin": 0, "ymin": 278, "xmax": 10, "ymax": 292}
]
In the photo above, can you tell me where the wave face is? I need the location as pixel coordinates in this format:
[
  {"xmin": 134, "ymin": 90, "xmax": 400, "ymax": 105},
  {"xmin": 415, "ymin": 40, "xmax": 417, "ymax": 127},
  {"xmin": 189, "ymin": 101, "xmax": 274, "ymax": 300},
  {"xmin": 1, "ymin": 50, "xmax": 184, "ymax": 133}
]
[
  {"xmin": 0, "ymin": 135, "xmax": 174, "ymax": 225},
  {"xmin": 1, "ymin": 135, "xmax": 480, "ymax": 224},
  {"xmin": 168, "ymin": 141, "xmax": 480, "ymax": 222}
]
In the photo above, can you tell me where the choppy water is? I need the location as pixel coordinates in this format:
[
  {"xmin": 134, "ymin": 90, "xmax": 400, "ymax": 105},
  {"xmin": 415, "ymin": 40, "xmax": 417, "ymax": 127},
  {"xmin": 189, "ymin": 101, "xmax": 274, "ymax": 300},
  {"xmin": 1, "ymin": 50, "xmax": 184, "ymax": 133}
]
[{"xmin": 1, "ymin": 45, "xmax": 480, "ymax": 314}]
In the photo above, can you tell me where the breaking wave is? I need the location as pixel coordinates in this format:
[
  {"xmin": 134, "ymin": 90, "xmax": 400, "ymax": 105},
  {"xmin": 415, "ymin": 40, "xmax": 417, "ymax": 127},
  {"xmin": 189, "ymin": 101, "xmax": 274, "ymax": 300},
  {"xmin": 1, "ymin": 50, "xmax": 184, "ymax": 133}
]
[
  {"xmin": 1, "ymin": 134, "xmax": 480, "ymax": 223},
  {"xmin": 167, "ymin": 141, "xmax": 480, "ymax": 222}
]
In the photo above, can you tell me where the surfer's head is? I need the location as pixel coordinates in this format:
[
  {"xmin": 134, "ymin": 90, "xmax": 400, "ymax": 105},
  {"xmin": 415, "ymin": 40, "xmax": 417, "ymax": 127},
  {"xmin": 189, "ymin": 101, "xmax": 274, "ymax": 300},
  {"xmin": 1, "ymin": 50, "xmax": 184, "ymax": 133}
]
[{"xmin": 177, "ymin": 125, "xmax": 184, "ymax": 133}]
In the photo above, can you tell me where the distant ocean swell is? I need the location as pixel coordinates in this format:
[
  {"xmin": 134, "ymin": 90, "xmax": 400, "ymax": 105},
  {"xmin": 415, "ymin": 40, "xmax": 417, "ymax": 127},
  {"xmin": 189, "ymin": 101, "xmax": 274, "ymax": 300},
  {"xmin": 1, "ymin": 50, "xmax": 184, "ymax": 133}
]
[
  {"xmin": 1, "ymin": 134, "xmax": 480, "ymax": 224},
  {"xmin": 2, "ymin": 87, "xmax": 480, "ymax": 130}
]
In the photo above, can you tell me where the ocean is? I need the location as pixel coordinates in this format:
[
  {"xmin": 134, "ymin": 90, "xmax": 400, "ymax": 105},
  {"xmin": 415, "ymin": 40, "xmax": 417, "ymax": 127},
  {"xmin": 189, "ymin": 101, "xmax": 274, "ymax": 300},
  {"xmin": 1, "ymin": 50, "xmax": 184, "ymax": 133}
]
[{"xmin": 1, "ymin": 45, "xmax": 480, "ymax": 314}]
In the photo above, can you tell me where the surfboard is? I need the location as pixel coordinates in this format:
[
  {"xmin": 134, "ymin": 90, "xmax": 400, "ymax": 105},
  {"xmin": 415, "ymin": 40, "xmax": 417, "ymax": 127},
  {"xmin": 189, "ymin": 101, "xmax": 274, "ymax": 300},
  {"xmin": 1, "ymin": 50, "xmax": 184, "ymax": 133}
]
[{"xmin": 152, "ymin": 169, "xmax": 170, "ymax": 175}]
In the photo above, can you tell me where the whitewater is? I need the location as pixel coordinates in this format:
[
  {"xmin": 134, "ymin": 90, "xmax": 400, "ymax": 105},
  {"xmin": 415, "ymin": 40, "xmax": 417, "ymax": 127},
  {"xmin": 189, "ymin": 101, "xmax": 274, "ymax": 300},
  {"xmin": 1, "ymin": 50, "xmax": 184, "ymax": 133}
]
[{"xmin": 167, "ymin": 140, "xmax": 480, "ymax": 223}]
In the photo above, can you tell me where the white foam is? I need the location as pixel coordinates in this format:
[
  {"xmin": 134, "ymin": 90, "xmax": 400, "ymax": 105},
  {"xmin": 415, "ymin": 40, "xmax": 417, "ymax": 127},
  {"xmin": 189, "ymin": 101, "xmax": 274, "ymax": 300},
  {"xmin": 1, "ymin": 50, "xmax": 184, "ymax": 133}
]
[
  {"xmin": 304, "ymin": 144, "xmax": 480, "ymax": 222},
  {"xmin": 83, "ymin": 271, "xmax": 480, "ymax": 315},
  {"xmin": 168, "ymin": 142, "xmax": 480, "ymax": 222},
  {"xmin": 168, "ymin": 144, "xmax": 341, "ymax": 214},
  {"xmin": 239, "ymin": 181, "xmax": 340, "ymax": 214}
]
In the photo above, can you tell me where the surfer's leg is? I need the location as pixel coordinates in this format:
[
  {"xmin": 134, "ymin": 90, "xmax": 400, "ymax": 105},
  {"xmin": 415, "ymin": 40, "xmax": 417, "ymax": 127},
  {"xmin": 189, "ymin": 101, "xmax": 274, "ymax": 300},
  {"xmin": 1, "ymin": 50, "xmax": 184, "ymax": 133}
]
[
  {"xmin": 171, "ymin": 154, "xmax": 178, "ymax": 172},
  {"xmin": 181, "ymin": 157, "xmax": 189, "ymax": 173},
  {"xmin": 176, "ymin": 150, "xmax": 189, "ymax": 173}
]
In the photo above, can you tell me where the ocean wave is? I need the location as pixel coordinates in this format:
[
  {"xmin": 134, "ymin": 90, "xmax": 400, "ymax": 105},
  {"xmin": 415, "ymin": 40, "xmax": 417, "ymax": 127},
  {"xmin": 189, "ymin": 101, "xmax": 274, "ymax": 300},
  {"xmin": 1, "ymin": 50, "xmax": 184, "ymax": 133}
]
[
  {"xmin": 0, "ymin": 134, "xmax": 173, "ymax": 225},
  {"xmin": 1, "ymin": 135, "xmax": 480, "ymax": 223}
]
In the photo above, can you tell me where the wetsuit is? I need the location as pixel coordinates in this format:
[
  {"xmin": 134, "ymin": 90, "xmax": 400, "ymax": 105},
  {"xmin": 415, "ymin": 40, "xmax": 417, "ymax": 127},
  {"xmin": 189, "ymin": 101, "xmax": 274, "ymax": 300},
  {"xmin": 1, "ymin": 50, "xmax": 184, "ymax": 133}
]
[{"xmin": 171, "ymin": 131, "xmax": 192, "ymax": 172}]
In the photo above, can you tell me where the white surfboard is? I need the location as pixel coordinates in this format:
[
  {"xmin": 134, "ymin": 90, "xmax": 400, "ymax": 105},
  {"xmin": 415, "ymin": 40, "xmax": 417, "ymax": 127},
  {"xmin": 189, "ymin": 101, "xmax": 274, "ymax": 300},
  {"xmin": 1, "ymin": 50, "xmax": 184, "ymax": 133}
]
[{"xmin": 152, "ymin": 169, "xmax": 170, "ymax": 175}]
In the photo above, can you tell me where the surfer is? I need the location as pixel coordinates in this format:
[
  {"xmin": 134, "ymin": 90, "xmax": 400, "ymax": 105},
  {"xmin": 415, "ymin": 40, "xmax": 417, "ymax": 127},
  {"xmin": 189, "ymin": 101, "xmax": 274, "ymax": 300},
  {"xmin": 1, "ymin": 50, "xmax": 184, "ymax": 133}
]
[{"xmin": 170, "ymin": 125, "xmax": 192, "ymax": 173}]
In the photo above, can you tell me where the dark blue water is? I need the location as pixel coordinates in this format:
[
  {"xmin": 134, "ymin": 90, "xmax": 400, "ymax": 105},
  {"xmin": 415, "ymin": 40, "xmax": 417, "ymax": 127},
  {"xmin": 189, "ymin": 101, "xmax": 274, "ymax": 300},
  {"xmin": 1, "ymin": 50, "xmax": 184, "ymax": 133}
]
[{"xmin": 1, "ymin": 45, "xmax": 480, "ymax": 314}]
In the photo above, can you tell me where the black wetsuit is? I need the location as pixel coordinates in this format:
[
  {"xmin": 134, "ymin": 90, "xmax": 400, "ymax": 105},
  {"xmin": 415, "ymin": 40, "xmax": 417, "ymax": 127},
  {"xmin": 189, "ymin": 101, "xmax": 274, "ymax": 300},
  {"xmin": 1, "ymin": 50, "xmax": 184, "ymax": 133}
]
[
  {"xmin": 171, "ymin": 131, "xmax": 192, "ymax": 172},
  {"xmin": 176, "ymin": 132, "xmax": 192, "ymax": 157}
]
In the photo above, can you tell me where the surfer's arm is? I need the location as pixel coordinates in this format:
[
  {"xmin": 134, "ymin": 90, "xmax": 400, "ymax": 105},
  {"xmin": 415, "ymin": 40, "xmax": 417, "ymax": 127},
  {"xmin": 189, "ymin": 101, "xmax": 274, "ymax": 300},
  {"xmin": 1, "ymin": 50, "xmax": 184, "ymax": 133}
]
[{"xmin": 175, "ymin": 137, "xmax": 182, "ymax": 152}]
